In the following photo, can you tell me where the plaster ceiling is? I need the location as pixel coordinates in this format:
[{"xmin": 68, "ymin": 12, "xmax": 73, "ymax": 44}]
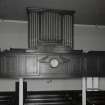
[{"xmin": 0, "ymin": 0, "xmax": 105, "ymax": 25}]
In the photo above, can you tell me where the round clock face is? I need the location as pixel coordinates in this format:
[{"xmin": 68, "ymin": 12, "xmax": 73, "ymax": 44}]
[{"xmin": 50, "ymin": 59, "xmax": 59, "ymax": 68}]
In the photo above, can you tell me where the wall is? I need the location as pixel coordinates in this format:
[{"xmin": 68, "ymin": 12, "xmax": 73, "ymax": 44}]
[
  {"xmin": 74, "ymin": 24, "xmax": 105, "ymax": 52},
  {"xmin": 0, "ymin": 20, "xmax": 105, "ymax": 91}
]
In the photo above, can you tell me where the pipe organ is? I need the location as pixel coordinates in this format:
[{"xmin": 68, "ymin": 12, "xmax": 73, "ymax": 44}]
[{"xmin": 0, "ymin": 7, "xmax": 105, "ymax": 105}]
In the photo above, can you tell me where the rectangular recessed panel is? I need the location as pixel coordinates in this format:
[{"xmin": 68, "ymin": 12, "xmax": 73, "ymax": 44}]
[
  {"xmin": 38, "ymin": 54, "xmax": 83, "ymax": 77},
  {"xmin": 0, "ymin": 52, "xmax": 39, "ymax": 78},
  {"xmin": 86, "ymin": 51, "xmax": 105, "ymax": 77}
]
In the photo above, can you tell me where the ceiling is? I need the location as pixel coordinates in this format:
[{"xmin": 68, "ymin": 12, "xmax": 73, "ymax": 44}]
[{"xmin": 0, "ymin": 0, "xmax": 105, "ymax": 25}]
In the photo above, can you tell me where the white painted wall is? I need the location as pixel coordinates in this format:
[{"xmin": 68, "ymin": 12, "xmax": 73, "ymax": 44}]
[
  {"xmin": 74, "ymin": 25, "xmax": 105, "ymax": 52},
  {"xmin": 0, "ymin": 20, "xmax": 105, "ymax": 91},
  {"xmin": 0, "ymin": 20, "xmax": 28, "ymax": 49}
]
